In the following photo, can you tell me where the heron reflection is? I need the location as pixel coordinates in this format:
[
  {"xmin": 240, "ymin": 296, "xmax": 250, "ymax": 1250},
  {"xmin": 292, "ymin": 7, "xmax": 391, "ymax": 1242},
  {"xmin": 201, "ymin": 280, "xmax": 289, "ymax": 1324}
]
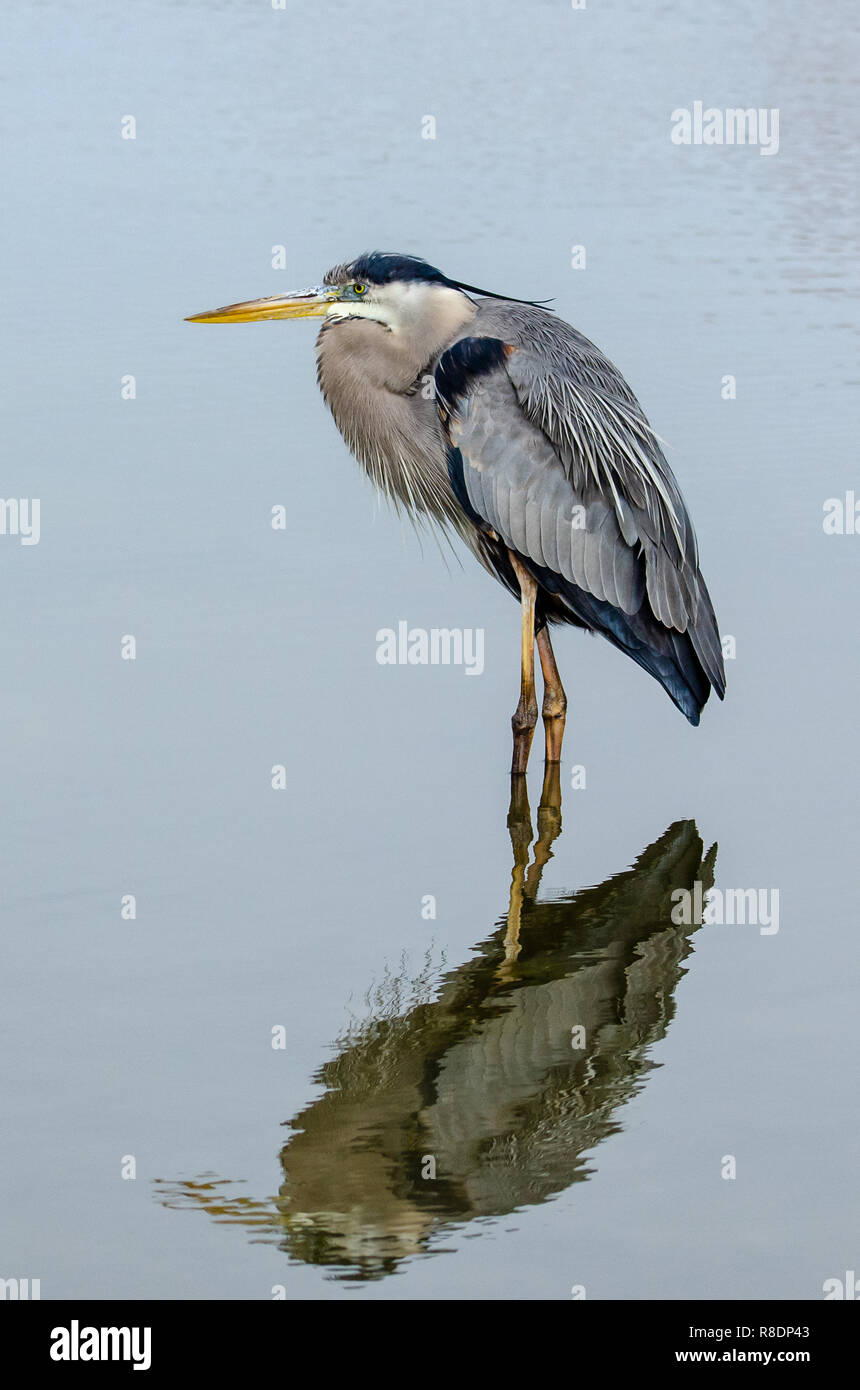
[{"xmin": 156, "ymin": 772, "xmax": 716, "ymax": 1280}]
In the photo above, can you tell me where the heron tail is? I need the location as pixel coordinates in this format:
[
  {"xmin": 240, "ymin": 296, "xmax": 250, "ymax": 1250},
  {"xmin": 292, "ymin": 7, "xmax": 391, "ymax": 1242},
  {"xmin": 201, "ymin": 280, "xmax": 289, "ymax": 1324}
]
[{"xmin": 535, "ymin": 564, "xmax": 724, "ymax": 724}]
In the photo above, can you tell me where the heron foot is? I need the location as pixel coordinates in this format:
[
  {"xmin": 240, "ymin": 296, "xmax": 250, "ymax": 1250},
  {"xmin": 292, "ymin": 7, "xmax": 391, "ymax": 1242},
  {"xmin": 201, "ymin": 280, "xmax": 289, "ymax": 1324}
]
[
  {"xmin": 511, "ymin": 699, "xmax": 538, "ymax": 775},
  {"xmin": 542, "ymin": 691, "xmax": 567, "ymax": 764}
]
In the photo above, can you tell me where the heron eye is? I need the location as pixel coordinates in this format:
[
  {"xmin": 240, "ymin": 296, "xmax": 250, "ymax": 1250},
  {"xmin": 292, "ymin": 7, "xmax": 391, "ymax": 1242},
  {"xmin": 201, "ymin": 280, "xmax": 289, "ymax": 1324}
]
[{"xmin": 352, "ymin": 283, "xmax": 367, "ymax": 296}]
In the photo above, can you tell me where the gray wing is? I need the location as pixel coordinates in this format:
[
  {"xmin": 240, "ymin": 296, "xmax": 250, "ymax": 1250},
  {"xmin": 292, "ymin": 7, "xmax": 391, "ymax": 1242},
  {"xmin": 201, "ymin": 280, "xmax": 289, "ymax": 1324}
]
[{"xmin": 435, "ymin": 309, "xmax": 725, "ymax": 716}]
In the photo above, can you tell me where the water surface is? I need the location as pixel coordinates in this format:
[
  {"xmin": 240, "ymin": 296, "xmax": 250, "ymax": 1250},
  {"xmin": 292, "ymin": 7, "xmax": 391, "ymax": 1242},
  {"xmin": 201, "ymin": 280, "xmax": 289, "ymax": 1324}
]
[{"xmin": 1, "ymin": 0, "xmax": 857, "ymax": 1299}]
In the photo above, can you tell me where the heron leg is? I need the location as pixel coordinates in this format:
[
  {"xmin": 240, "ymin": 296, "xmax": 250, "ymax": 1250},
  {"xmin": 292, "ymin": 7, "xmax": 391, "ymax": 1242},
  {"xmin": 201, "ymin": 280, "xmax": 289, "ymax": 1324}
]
[
  {"xmin": 536, "ymin": 625, "xmax": 567, "ymax": 764},
  {"xmin": 509, "ymin": 553, "xmax": 539, "ymax": 775}
]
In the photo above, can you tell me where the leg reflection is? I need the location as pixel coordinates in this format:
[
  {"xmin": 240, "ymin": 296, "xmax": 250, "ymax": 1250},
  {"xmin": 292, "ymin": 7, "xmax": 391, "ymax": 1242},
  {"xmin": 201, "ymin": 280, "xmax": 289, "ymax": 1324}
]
[{"xmin": 503, "ymin": 763, "xmax": 564, "ymax": 968}]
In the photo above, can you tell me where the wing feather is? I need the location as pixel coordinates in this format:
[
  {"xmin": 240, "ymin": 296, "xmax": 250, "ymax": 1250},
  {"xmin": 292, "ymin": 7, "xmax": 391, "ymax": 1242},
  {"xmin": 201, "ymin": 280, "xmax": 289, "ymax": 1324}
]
[{"xmin": 435, "ymin": 320, "xmax": 726, "ymax": 716}]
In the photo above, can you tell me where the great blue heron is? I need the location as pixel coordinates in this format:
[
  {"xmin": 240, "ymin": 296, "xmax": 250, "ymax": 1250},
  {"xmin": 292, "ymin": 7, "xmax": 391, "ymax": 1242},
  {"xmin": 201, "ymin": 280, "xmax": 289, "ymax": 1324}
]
[{"xmin": 188, "ymin": 252, "xmax": 725, "ymax": 771}]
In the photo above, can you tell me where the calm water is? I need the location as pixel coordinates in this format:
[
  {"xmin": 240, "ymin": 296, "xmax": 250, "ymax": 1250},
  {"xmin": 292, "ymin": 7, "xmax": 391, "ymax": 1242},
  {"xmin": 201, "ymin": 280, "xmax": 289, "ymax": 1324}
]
[{"xmin": 1, "ymin": 0, "xmax": 857, "ymax": 1299}]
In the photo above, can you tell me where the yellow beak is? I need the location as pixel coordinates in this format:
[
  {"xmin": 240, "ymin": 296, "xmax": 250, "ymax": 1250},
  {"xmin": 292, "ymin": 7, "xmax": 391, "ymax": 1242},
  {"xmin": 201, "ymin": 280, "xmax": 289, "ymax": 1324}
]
[{"xmin": 185, "ymin": 286, "xmax": 337, "ymax": 324}]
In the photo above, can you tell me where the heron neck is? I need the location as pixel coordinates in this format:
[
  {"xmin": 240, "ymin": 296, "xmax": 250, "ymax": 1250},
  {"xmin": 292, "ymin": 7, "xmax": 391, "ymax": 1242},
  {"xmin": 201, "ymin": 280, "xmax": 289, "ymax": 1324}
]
[
  {"xmin": 317, "ymin": 293, "xmax": 476, "ymax": 395},
  {"xmin": 314, "ymin": 309, "xmax": 476, "ymax": 532}
]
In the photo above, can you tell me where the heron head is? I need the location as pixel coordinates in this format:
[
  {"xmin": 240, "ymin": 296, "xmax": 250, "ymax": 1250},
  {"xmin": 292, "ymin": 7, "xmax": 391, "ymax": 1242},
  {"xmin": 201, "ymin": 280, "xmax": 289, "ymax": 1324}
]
[
  {"xmin": 186, "ymin": 252, "xmax": 475, "ymax": 335},
  {"xmin": 318, "ymin": 254, "xmax": 477, "ymax": 337},
  {"xmin": 185, "ymin": 252, "xmax": 545, "ymax": 332}
]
